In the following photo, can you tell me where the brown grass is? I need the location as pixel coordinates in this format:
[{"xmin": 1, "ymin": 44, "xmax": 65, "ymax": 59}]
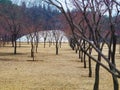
[{"xmin": 0, "ymin": 43, "xmax": 120, "ymax": 90}]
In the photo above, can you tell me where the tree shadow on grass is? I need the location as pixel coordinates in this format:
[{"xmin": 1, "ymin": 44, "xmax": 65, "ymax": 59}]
[
  {"xmin": 81, "ymin": 75, "xmax": 94, "ymax": 78},
  {"xmin": 76, "ymin": 66, "xmax": 87, "ymax": 69},
  {"xmin": 0, "ymin": 52, "xmax": 25, "ymax": 56},
  {"xmin": 27, "ymin": 60, "xmax": 44, "ymax": 62},
  {"xmin": 0, "ymin": 58, "xmax": 22, "ymax": 62},
  {"xmin": 70, "ymin": 60, "xmax": 81, "ymax": 62},
  {"xmin": 1, "ymin": 45, "xmax": 30, "ymax": 48}
]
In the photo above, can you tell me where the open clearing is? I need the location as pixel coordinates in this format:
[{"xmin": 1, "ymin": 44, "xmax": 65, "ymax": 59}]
[{"xmin": 0, "ymin": 43, "xmax": 120, "ymax": 90}]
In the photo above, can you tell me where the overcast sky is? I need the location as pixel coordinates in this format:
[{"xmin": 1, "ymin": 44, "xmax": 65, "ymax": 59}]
[
  {"xmin": 11, "ymin": 0, "xmax": 42, "ymax": 6},
  {"xmin": 11, "ymin": 0, "xmax": 74, "ymax": 11}
]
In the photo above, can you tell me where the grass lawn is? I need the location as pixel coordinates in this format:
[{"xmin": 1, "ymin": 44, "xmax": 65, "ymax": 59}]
[{"xmin": 0, "ymin": 43, "xmax": 120, "ymax": 90}]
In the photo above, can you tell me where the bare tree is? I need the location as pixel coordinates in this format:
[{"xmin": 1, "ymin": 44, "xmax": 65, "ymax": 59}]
[
  {"xmin": 0, "ymin": 3, "xmax": 24, "ymax": 54},
  {"xmin": 47, "ymin": 30, "xmax": 53, "ymax": 47},
  {"xmin": 52, "ymin": 30, "xmax": 63, "ymax": 55},
  {"xmin": 44, "ymin": 0, "xmax": 120, "ymax": 90},
  {"xmin": 41, "ymin": 31, "xmax": 48, "ymax": 48}
]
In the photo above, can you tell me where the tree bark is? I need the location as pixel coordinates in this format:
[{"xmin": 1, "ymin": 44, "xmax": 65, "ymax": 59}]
[
  {"xmin": 44, "ymin": 38, "xmax": 46, "ymax": 48},
  {"xmin": 88, "ymin": 45, "xmax": 92, "ymax": 77},
  {"xmin": 94, "ymin": 51, "xmax": 101, "ymax": 90},
  {"xmin": 14, "ymin": 40, "xmax": 17, "ymax": 54},
  {"xmin": 14, "ymin": 34, "xmax": 17, "ymax": 54},
  {"xmin": 79, "ymin": 48, "xmax": 81, "ymax": 59},
  {"xmin": 112, "ymin": 76, "xmax": 119, "ymax": 90},
  {"xmin": 56, "ymin": 41, "xmax": 58, "ymax": 55},
  {"xmin": 112, "ymin": 35, "xmax": 119, "ymax": 90},
  {"xmin": 81, "ymin": 49, "xmax": 83, "ymax": 62},
  {"xmin": 83, "ymin": 40, "xmax": 86, "ymax": 68},
  {"xmin": 19, "ymin": 38, "xmax": 21, "ymax": 47},
  {"xmin": 12, "ymin": 35, "xmax": 14, "ymax": 47},
  {"xmin": 31, "ymin": 39, "xmax": 34, "ymax": 61}
]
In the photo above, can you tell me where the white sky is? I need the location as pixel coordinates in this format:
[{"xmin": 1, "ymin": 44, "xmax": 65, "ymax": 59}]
[
  {"xmin": 11, "ymin": 0, "xmax": 42, "ymax": 6},
  {"xmin": 11, "ymin": 0, "xmax": 73, "ymax": 10},
  {"xmin": 11, "ymin": 0, "xmax": 119, "ymax": 16}
]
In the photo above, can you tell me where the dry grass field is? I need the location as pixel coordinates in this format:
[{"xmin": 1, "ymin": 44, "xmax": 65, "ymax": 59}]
[{"xmin": 0, "ymin": 43, "xmax": 120, "ymax": 90}]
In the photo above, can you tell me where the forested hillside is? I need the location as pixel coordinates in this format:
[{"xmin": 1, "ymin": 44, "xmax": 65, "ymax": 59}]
[{"xmin": 0, "ymin": 0, "xmax": 60, "ymax": 41}]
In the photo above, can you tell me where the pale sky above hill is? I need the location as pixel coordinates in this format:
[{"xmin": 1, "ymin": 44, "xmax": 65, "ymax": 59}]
[
  {"xmin": 11, "ymin": 0, "xmax": 119, "ymax": 16},
  {"xmin": 12, "ymin": 0, "xmax": 42, "ymax": 6},
  {"xmin": 11, "ymin": 0, "xmax": 73, "ymax": 10}
]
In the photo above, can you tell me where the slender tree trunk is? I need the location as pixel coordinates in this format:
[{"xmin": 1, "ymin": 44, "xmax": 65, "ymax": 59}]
[
  {"xmin": 83, "ymin": 40, "xmax": 86, "ymax": 68},
  {"xmin": 112, "ymin": 76, "xmax": 119, "ymax": 90},
  {"xmin": 88, "ymin": 45, "xmax": 92, "ymax": 77},
  {"xmin": 0, "ymin": 41, "xmax": 1, "ymax": 47},
  {"xmin": 94, "ymin": 49, "xmax": 101, "ymax": 90},
  {"xmin": 59, "ymin": 37, "xmax": 63, "ymax": 48},
  {"xmin": 44, "ymin": 40, "xmax": 45, "ymax": 48},
  {"xmin": 75, "ymin": 44, "xmax": 77, "ymax": 53},
  {"xmin": 12, "ymin": 41, "xmax": 14, "ymax": 47},
  {"xmin": 36, "ymin": 43, "xmax": 38, "ymax": 53},
  {"xmin": 76, "ymin": 45, "xmax": 79, "ymax": 54},
  {"xmin": 119, "ymin": 43, "xmax": 120, "ymax": 54},
  {"xmin": 44, "ymin": 38, "xmax": 46, "ymax": 48},
  {"xmin": 49, "ymin": 41, "xmax": 51, "ymax": 47},
  {"xmin": 56, "ymin": 41, "xmax": 58, "ymax": 55},
  {"xmin": 31, "ymin": 44, "xmax": 33, "ymax": 57},
  {"xmin": 19, "ymin": 38, "xmax": 21, "ymax": 47},
  {"xmin": 35, "ymin": 39, "xmax": 38, "ymax": 53},
  {"xmin": 14, "ymin": 40, "xmax": 17, "ymax": 54},
  {"xmin": 59, "ymin": 41, "xmax": 62, "ymax": 48},
  {"xmin": 111, "ymin": 35, "xmax": 119, "ymax": 90},
  {"xmin": 72, "ymin": 46, "xmax": 74, "ymax": 50},
  {"xmin": 27, "ymin": 37, "xmax": 29, "ymax": 44},
  {"xmin": 81, "ymin": 50, "xmax": 83, "ymax": 62},
  {"xmin": 79, "ymin": 48, "xmax": 81, "ymax": 59},
  {"xmin": 3, "ymin": 41, "xmax": 5, "ymax": 47},
  {"xmin": 31, "ymin": 39, "xmax": 34, "ymax": 61},
  {"xmin": 2, "ymin": 36, "xmax": 5, "ymax": 47},
  {"xmin": 12, "ymin": 35, "xmax": 14, "ymax": 47}
]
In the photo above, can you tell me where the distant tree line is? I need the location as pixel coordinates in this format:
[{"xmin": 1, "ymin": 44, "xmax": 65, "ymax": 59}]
[{"xmin": 0, "ymin": 0, "xmax": 61, "ymax": 56}]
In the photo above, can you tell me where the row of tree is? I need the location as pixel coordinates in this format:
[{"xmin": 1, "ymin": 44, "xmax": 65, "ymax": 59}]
[
  {"xmin": 0, "ymin": 0, "xmax": 120, "ymax": 89},
  {"xmin": 0, "ymin": 0, "xmax": 62, "ymax": 56},
  {"xmin": 44, "ymin": 0, "xmax": 120, "ymax": 90}
]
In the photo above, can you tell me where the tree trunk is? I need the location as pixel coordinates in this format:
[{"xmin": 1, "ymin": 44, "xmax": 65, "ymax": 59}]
[
  {"xmin": 83, "ymin": 40, "xmax": 86, "ymax": 68},
  {"xmin": 88, "ymin": 45, "xmax": 92, "ymax": 77},
  {"xmin": 76, "ymin": 45, "xmax": 79, "ymax": 54},
  {"xmin": 31, "ymin": 39, "xmax": 34, "ymax": 61},
  {"xmin": 14, "ymin": 40, "xmax": 17, "ymax": 54},
  {"xmin": 111, "ymin": 35, "xmax": 119, "ymax": 90},
  {"xmin": 112, "ymin": 76, "xmax": 119, "ymax": 90},
  {"xmin": 35, "ymin": 39, "xmax": 38, "ymax": 53},
  {"xmin": 27, "ymin": 37, "xmax": 29, "ymax": 44},
  {"xmin": 49, "ymin": 41, "xmax": 51, "ymax": 47},
  {"xmin": 3, "ymin": 41, "xmax": 5, "ymax": 47},
  {"xmin": 36, "ymin": 43, "xmax": 38, "ymax": 53},
  {"xmin": 59, "ymin": 41, "xmax": 62, "ymax": 48},
  {"xmin": 75, "ymin": 44, "xmax": 77, "ymax": 53},
  {"xmin": 81, "ymin": 50, "xmax": 83, "ymax": 62},
  {"xmin": 11, "ymin": 34, "xmax": 14, "ymax": 47},
  {"xmin": 56, "ymin": 41, "xmax": 58, "ymax": 55},
  {"xmin": 19, "ymin": 38, "xmax": 21, "ymax": 47},
  {"xmin": 119, "ymin": 44, "xmax": 120, "ymax": 54},
  {"xmin": 44, "ymin": 38, "xmax": 46, "ymax": 48},
  {"xmin": 79, "ymin": 48, "xmax": 81, "ymax": 59},
  {"xmin": 12, "ymin": 37, "xmax": 14, "ymax": 47},
  {"xmin": 93, "ymin": 52, "xmax": 101, "ymax": 90}
]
